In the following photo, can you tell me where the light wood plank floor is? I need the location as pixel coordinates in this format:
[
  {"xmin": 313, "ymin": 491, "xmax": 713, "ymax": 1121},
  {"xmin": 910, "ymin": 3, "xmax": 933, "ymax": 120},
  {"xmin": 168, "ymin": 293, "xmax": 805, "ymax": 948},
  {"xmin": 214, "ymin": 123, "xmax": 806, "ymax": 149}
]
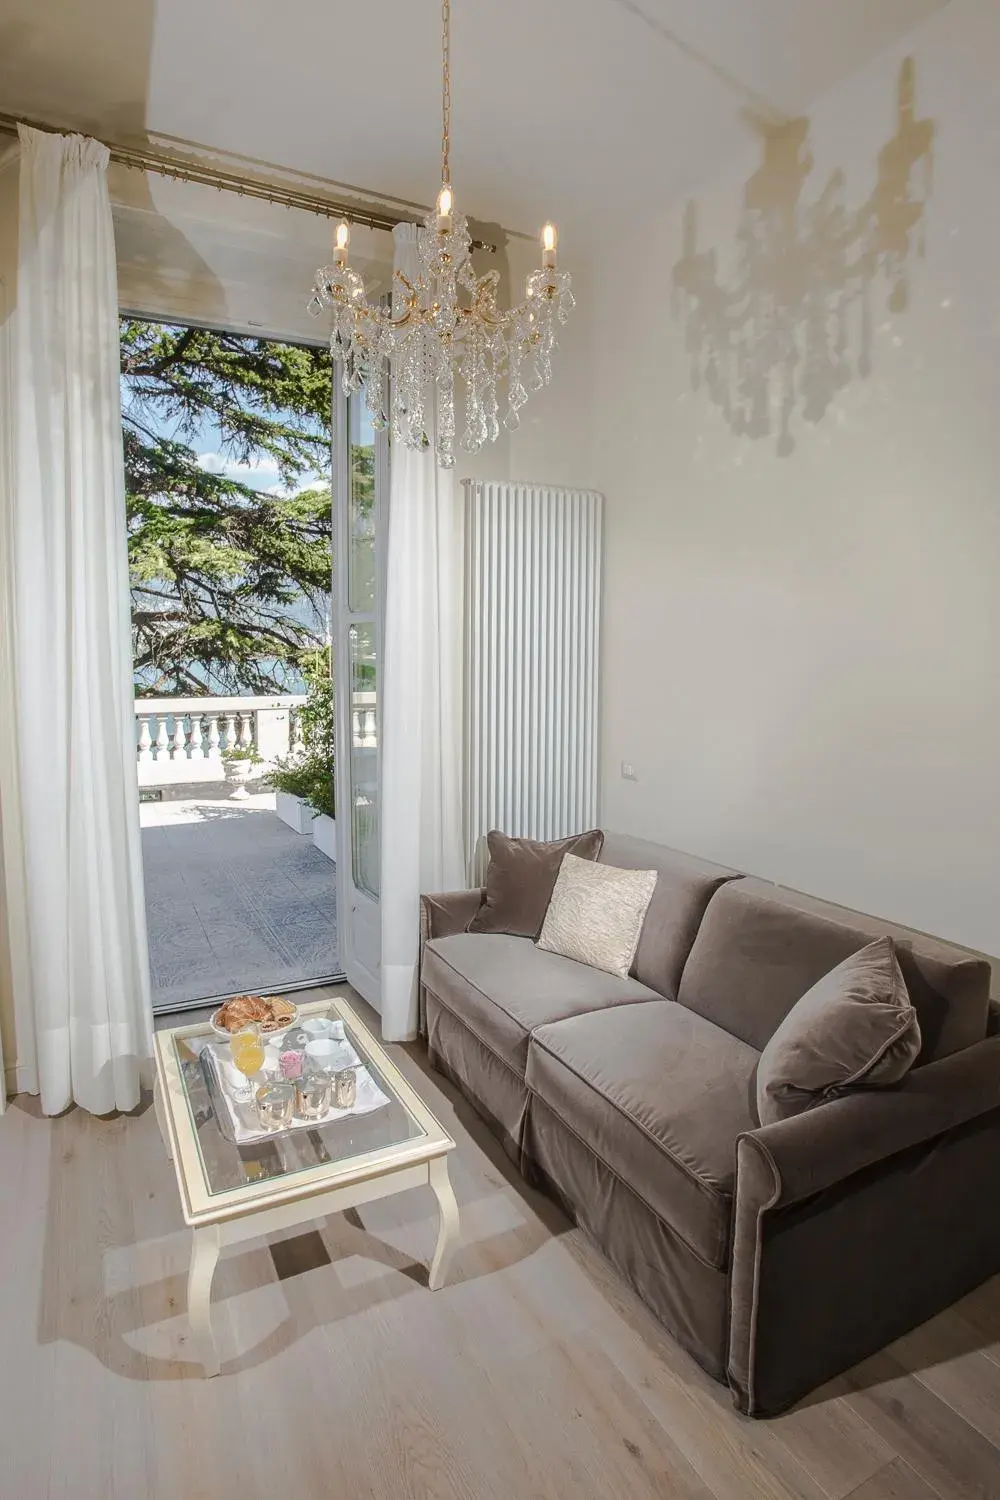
[{"xmin": 1, "ymin": 985, "xmax": 999, "ymax": 1499}]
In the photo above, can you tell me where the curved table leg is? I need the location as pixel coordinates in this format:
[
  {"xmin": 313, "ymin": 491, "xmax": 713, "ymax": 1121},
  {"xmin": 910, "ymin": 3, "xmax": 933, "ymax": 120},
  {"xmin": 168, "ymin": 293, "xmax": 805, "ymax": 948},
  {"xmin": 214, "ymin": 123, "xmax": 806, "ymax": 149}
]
[
  {"xmin": 188, "ymin": 1224, "xmax": 222, "ymax": 1376},
  {"xmin": 153, "ymin": 1074, "xmax": 172, "ymax": 1161},
  {"xmin": 428, "ymin": 1155, "xmax": 460, "ymax": 1291}
]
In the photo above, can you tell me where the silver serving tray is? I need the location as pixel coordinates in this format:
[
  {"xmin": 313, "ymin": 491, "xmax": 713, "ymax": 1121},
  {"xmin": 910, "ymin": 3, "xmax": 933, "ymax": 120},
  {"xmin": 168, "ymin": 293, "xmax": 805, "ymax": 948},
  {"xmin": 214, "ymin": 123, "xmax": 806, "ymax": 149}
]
[{"xmin": 198, "ymin": 1040, "xmax": 383, "ymax": 1146}]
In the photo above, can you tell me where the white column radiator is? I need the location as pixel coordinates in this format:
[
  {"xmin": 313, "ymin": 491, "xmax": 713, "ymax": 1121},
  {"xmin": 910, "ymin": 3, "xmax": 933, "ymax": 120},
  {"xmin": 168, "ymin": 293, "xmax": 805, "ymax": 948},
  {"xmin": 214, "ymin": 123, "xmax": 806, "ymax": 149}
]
[{"xmin": 463, "ymin": 480, "xmax": 604, "ymax": 879}]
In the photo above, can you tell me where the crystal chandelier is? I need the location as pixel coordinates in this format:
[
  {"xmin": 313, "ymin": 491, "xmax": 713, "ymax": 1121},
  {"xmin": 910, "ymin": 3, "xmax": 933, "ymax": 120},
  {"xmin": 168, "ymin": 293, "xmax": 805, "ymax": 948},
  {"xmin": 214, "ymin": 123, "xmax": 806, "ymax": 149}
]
[{"xmin": 308, "ymin": 0, "xmax": 574, "ymax": 468}]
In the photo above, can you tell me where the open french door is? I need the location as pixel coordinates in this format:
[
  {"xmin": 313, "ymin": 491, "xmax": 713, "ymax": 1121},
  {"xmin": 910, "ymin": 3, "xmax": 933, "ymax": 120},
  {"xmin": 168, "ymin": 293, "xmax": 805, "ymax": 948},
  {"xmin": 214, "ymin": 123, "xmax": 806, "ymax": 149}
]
[{"xmin": 332, "ymin": 379, "xmax": 388, "ymax": 1009}]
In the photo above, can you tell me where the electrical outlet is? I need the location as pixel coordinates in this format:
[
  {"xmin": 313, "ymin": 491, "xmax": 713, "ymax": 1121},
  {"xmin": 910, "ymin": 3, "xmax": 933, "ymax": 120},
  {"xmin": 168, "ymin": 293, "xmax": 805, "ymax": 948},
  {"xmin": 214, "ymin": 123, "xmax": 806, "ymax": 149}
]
[{"xmin": 621, "ymin": 762, "xmax": 638, "ymax": 781}]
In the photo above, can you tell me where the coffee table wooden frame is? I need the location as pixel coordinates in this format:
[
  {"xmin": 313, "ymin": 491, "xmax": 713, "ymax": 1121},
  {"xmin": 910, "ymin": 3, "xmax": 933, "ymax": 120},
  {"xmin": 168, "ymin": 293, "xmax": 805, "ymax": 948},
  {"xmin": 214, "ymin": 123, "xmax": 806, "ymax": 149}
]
[{"xmin": 152, "ymin": 996, "xmax": 458, "ymax": 1376}]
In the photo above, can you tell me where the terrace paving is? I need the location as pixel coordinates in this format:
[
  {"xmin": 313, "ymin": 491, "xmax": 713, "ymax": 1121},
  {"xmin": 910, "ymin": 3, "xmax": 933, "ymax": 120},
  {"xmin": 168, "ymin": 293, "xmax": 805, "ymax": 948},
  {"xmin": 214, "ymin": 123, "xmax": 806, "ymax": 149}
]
[{"xmin": 140, "ymin": 790, "xmax": 340, "ymax": 1010}]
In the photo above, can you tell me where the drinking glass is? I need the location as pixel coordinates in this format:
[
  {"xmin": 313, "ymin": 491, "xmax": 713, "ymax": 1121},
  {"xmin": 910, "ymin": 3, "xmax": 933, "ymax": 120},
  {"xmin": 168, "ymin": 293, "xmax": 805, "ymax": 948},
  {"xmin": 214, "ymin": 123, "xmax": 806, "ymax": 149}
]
[{"xmin": 230, "ymin": 1024, "xmax": 265, "ymax": 1093}]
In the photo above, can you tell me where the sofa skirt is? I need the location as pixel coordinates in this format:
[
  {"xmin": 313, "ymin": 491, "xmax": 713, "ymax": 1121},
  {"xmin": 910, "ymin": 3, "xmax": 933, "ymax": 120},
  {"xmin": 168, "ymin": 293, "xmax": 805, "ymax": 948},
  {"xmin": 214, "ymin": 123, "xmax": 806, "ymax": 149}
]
[
  {"xmin": 424, "ymin": 992, "xmax": 529, "ymax": 1165},
  {"xmin": 522, "ymin": 1094, "xmax": 730, "ymax": 1382}
]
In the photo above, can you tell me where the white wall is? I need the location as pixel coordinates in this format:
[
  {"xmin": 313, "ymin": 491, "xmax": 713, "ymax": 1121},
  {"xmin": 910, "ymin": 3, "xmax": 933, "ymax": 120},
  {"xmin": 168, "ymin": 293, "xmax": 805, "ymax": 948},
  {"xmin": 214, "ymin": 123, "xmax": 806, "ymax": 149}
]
[
  {"xmin": 457, "ymin": 238, "xmax": 594, "ymax": 492},
  {"xmin": 593, "ymin": 0, "xmax": 1000, "ymax": 959}
]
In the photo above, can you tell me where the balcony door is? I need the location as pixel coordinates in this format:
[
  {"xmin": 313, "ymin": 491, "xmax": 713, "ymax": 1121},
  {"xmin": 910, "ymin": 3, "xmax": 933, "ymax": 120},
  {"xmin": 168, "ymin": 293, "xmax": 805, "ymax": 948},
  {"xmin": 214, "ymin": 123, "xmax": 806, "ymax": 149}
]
[{"xmin": 333, "ymin": 382, "xmax": 387, "ymax": 1008}]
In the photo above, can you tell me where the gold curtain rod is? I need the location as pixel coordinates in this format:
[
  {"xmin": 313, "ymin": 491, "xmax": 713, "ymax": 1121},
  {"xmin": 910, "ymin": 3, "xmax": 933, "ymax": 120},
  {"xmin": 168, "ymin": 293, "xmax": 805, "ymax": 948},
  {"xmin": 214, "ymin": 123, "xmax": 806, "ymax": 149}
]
[{"xmin": 0, "ymin": 110, "xmax": 416, "ymax": 235}]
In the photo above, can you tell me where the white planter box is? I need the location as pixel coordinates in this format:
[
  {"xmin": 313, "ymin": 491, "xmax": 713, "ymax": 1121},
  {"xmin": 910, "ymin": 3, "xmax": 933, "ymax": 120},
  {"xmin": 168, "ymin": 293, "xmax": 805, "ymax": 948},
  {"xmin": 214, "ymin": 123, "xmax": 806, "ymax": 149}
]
[
  {"xmin": 311, "ymin": 812, "xmax": 337, "ymax": 861},
  {"xmin": 275, "ymin": 792, "xmax": 314, "ymax": 835}
]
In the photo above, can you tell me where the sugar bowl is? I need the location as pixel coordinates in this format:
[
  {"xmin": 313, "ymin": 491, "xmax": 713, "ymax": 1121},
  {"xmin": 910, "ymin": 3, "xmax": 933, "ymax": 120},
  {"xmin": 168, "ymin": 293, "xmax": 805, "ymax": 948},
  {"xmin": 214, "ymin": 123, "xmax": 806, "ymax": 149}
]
[
  {"xmin": 295, "ymin": 1069, "xmax": 333, "ymax": 1120},
  {"xmin": 254, "ymin": 1079, "xmax": 296, "ymax": 1131}
]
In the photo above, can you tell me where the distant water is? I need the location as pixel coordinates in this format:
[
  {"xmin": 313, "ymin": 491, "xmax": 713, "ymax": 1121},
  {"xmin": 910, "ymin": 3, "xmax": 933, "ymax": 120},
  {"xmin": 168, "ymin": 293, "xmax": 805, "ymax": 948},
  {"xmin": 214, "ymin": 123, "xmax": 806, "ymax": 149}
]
[{"xmin": 132, "ymin": 589, "xmax": 331, "ymax": 697}]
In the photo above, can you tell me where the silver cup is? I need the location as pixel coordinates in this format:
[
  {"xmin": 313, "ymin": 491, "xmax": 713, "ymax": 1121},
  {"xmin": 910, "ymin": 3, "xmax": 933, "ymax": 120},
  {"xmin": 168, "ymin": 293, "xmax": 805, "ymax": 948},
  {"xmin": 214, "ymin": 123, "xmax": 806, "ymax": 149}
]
[
  {"xmin": 254, "ymin": 1080, "xmax": 295, "ymax": 1131},
  {"xmin": 334, "ymin": 1067, "xmax": 357, "ymax": 1111},
  {"xmin": 295, "ymin": 1070, "xmax": 333, "ymax": 1120}
]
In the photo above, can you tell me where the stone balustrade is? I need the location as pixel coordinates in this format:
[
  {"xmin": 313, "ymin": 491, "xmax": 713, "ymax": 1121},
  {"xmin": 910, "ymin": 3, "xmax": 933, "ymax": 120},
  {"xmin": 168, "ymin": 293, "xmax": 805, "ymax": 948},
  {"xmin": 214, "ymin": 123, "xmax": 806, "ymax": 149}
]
[
  {"xmin": 134, "ymin": 691, "xmax": 378, "ymax": 787},
  {"xmin": 352, "ymin": 694, "xmax": 377, "ymax": 749},
  {"xmin": 134, "ymin": 695, "xmax": 306, "ymax": 788}
]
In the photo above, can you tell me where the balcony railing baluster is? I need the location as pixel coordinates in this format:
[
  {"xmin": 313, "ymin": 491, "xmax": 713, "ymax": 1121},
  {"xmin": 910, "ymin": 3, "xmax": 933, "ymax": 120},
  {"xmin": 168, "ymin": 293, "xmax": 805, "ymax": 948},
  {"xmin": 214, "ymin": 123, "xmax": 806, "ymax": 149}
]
[{"xmin": 133, "ymin": 694, "xmax": 307, "ymax": 789}]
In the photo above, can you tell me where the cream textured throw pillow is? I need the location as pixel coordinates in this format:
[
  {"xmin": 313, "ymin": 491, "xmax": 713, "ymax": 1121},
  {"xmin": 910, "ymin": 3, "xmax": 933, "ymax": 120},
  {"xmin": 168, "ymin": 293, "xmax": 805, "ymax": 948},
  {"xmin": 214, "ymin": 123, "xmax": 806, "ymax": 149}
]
[{"xmin": 537, "ymin": 854, "xmax": 657, "ymax": 979}]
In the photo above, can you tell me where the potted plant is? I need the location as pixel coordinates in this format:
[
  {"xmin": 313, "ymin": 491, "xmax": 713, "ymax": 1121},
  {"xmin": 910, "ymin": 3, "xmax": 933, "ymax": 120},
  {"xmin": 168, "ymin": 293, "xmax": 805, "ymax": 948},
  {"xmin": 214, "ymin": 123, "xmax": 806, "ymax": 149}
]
[
  {"xmin": 305, "ymin": 762, "xmax": 337, "ymax": 860},
  {"xmin": 269, "ymin": 759, "xmax": 317, "ymax": 835},
  {"xmin": 270, "ymin": 647, "xmax": 337, "ymax": 853},
  {"xmin": 222, "ymin": 744, "xmax": 262, "ymax": 800}
]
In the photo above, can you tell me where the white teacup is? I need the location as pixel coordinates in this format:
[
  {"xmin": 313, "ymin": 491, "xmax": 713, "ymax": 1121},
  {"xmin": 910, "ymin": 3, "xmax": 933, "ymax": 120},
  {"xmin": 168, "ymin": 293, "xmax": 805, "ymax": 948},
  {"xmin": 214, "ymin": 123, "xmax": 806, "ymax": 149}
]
[
  {"xmin": 305, "ymin": 1038, "xmax": 340, "ymax": 1069},
  {"xmin": 300, "ymin": 1017, "xmax": 334, "ymax": 1040}
]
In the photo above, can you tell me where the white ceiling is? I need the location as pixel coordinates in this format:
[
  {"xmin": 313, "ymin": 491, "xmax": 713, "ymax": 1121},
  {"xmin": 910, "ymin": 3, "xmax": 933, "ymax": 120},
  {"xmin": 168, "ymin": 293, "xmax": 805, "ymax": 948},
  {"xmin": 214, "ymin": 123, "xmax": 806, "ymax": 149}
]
[{"xmin": 0, "ymin": 0, "xmax": 946, "ymax": 245}]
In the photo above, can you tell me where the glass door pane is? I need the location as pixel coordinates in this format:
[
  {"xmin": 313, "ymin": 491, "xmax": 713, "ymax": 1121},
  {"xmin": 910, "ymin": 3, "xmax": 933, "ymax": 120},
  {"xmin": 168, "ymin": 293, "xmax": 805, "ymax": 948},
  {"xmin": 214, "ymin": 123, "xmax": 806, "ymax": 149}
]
[
  {"xmin": 349, "ymin": 621, "xmax": 379, "ymax": 898},
  {"xmin": 348, "ymin": 397, "xmax": 376, "ymax": 613},
  {"xmin": 333, "ymin": 370, "xmax": 387, "ymax": 1009}
]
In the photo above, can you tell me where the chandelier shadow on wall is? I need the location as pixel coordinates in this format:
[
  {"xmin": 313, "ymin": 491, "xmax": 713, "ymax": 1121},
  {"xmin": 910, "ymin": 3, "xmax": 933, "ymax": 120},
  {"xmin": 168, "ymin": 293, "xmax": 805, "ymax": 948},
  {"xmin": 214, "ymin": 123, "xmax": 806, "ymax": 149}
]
[{"xmin": 671, "ymin": 58, "xmax": 933, "ymax": 457}]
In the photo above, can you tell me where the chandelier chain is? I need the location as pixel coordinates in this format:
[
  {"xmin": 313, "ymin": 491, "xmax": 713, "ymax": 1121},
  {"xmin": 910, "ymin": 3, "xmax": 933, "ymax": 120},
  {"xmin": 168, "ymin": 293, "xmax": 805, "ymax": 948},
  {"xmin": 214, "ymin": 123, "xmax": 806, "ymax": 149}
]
[{"xmin": 441, "ymin": 0, "xmax": 451, "ymax": 185}]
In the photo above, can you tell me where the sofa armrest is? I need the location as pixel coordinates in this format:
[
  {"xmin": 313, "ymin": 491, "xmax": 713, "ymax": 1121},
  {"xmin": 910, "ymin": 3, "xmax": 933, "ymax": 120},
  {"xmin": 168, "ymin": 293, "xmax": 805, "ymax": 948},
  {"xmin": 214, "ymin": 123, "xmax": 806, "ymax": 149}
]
[
  {"xmin": 418, "ymin": 889, "xmax": 484, "ymax": 1037},
  {"xmin": 744, "ymin": 1036, "xmax": 1000, "ymax": 1204},
  {"xmin": 419, "ymin": 888, "xmax": 485, "ymax": 945},
  {"xmin": 729, "ymin": 1038, "xmax": 1000, "ymax": 1415}
]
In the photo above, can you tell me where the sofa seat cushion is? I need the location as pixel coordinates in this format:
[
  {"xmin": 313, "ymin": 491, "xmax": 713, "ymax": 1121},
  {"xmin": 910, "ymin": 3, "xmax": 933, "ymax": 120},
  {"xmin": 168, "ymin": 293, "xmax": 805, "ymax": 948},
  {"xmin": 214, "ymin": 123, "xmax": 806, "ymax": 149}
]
[
  {"xmin": 526, "ymin": 1002, "xmax": 759, "ymax": 1268},
  {"xmin": 422, "ymin": 934, "xmax": 660, "ymax": 1076}
]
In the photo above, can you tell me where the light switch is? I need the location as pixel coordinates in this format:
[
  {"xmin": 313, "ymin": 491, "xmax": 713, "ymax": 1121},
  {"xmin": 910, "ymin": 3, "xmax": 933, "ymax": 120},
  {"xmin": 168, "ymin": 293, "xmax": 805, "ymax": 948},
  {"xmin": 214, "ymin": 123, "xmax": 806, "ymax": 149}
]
[{"xmin": 621, "ymin": 762, "xmax": 638, "ymax": 781}]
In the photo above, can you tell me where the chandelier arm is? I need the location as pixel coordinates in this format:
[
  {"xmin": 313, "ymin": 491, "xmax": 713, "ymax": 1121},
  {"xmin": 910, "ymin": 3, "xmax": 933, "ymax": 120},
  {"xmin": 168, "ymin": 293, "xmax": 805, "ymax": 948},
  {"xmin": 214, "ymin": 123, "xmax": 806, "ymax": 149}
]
[
  {"xmin": 469, "ymin": 280, "xmax": 520, "ymax": 329},
  {"xmin": 389, "ymin": 302, "xmax": 420, "ymax": 330},
  {"xmin": 464, "ymin": 302, "xmax": 513, "ymax": 332}
]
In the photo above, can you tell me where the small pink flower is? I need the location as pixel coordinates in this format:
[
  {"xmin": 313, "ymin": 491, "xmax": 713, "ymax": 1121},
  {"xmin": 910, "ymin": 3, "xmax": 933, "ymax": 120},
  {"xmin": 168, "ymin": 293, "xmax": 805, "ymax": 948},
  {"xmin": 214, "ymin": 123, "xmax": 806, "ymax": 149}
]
[{"xmin": 279, "ymin": 1048, "xmax": 305, "ymax": 1080}]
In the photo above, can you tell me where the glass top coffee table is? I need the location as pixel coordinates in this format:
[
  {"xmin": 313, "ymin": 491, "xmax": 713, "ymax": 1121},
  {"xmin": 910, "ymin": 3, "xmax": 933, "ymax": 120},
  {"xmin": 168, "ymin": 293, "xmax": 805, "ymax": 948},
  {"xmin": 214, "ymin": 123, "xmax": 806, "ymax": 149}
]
[{"xmin": 153, "ymin": 995, "xmax": 458, "ymax": 1375}]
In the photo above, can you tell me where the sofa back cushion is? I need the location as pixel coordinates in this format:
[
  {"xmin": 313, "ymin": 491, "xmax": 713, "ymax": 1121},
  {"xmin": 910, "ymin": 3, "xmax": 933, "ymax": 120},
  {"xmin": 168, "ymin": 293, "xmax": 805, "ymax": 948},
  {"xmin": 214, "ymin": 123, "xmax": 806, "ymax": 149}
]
[
  {"xmin": 598, "ymin": 833, "xmax": 740, "ymax": 999},
  {"xmin": 468, "ymin": 828, "xmax": 604, "ymax": 938},
  {"xmin": 677, "ymin": 878, "xmax": 991, "ymax": 1061}
]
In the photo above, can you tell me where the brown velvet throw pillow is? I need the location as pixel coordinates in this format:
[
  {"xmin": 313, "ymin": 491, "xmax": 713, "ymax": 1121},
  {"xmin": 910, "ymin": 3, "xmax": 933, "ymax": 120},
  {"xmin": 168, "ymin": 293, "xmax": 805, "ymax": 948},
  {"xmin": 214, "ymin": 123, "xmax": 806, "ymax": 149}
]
[
  {"xmin": 467, "ymin": 828, "xmax": 605, "ymax": 939},
  {"xmin": 756, "ymin": 936, "xmax": 922, "ymax": 1126}
]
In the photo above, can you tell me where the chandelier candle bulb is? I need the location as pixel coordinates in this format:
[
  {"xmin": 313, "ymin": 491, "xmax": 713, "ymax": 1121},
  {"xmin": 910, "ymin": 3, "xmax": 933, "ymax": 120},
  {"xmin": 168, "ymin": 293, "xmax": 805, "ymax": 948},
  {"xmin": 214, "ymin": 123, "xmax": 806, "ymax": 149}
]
[
  {"xmin": 334, "ymin": 220, "xmax": 350, "ymax": 267},
  {"xmin": 542, "ymin": 224, "xmax": 558, "ymax": 269},
  {"xmin": 437, "ymin": 184, "xmax": 453, "ymax": 233}
]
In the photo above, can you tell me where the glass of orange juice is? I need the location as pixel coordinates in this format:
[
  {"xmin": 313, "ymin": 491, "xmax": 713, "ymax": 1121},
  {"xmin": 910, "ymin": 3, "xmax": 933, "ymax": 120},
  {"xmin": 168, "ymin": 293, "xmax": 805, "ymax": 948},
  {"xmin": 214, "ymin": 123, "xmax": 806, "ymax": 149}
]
[{"xmin": 229, "ymin": 1024, "xmax": 265, "ymax": 1096}]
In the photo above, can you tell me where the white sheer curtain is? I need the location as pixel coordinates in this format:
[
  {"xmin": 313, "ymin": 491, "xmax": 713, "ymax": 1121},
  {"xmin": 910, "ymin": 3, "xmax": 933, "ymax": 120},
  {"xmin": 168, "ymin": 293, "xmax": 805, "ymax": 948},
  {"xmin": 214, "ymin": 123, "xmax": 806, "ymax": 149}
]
[
  {"xmin": 379, "ymin": 223, "xmax": 466, "ymax": 1040},
  {"xmin": 0, "ymin": 125, "xmax": 152, "ymax": 1115}
]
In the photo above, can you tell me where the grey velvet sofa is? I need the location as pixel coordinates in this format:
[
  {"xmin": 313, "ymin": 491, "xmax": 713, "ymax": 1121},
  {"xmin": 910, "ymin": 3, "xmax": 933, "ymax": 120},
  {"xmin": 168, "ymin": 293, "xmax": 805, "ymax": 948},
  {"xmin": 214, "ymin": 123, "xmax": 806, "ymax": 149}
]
[{"xmin": 419, "ymin": 832, "xmax": 1000, "ymax": 1416}]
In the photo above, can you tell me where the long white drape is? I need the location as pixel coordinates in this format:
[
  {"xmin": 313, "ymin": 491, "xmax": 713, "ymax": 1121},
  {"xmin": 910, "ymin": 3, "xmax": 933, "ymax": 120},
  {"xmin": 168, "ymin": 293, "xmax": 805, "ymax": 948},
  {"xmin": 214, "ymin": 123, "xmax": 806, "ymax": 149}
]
[
  {"xmin": 0, "ymin": 126, "xmax": 153, "ymax": 1114},
  {"xmin": 379, "ymin": 223, "xmax": 466, "ymax": 1040}
]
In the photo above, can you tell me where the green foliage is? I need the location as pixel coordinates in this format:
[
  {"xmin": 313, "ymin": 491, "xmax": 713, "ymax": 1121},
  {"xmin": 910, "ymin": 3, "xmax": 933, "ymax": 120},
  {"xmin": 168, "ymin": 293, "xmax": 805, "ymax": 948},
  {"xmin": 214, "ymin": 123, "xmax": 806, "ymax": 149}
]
[
  {"xmin": 269, "ymin": 761, "xmax": 318, "ymax": 800},
  {"xmin": 269, "ymin": 756, "xmax": 334, "ymax": 818},
  {"xmin": 300, "ymin": 760, "xmax": 337, "ymax": 821},
  {"xmin": 222, "ymin": 744, "xmax": 263, "ymax": 764},
  {"xmin": 122, "ymin": 319, "xmax": 334, "ymax": 694},
  {"xmin": 297, "ymin": 646, "xmax": 335, "ymax": 763},
  {"xmin": 268, "ymin": 645, "xmax": 335, "ymax": 818}
]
